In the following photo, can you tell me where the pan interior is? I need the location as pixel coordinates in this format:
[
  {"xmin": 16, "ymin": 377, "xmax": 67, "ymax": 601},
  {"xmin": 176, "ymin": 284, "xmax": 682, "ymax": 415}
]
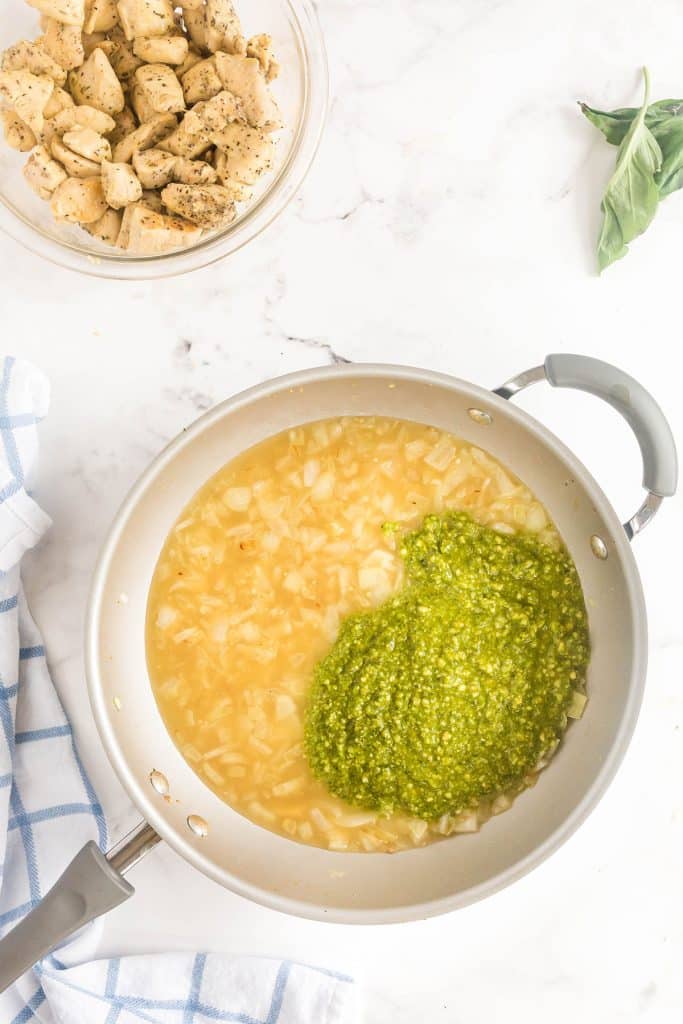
[{"xmin": 87, "ymin": 366, "xmax": 646, "ymax": 922}]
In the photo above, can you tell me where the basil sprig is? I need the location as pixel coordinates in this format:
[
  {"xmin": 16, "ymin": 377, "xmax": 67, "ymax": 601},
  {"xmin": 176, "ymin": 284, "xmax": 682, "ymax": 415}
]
[
  {"xmin": 581, "ymin": 70, "xmax": 683, "ymax": 267},
  {"xmin": 580, "ymin": 98, "xmax": 683, "ymax": 147},
  {"xmin": 582, "ymin": 68, "xmax": 664, "ymax": 271},
  {"xmin": 582, "ymin": 88, "xmax": 683, "ymax": 200}
]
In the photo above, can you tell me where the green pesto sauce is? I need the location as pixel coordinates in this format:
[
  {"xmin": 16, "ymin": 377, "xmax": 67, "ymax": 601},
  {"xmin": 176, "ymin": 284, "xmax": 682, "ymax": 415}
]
[{"xmin": 305, "ymin": 511, "xmax": 590, "ymax": 821}]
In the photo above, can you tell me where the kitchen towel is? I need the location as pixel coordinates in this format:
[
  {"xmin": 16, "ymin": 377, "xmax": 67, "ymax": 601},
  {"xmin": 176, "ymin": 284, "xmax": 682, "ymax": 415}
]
[{"xmin": 0, "ymin": 356, "xmax": 357, "ymax": 1024}]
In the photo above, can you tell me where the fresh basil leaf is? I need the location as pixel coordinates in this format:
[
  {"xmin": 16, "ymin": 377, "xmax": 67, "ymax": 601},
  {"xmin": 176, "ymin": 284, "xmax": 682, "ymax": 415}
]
[
  {"xmin": 648, "ymin": 98, "xmax": 683, "ymax": 120},
  {"xmin": 580, "ymin": 97, "xmax": 683, "ymax": 146},
  {"xmin": 597, "ymin": 68, "xmax": 662, "ymax": 272},
  {"xmin": 651, "ymin": 117, "xmax": 683, "ymax": 196},
  {"xmin": 580, "ymin": 103, "xmax": 639, "ymax": 145}
]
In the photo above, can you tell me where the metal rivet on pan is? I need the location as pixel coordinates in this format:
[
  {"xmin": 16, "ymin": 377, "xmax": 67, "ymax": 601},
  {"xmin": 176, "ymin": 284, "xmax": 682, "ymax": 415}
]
[
  {"xmin": 149, "ymin": 770, "xmax": 169, "ymax": 796},
  {"xmin": 467, "ymin": 408, "xmax": 493, "ymax": 425},
  {"xmin": 187, "ymin": 814, "xmax": 209, "ymax": 838},
  {"xmin": 590, "ymin": 535, "xmax": 608, "ymax": 560},
  {"xmin": 112, "ymin": 696, "xmax": 122, "ymax": 711}
]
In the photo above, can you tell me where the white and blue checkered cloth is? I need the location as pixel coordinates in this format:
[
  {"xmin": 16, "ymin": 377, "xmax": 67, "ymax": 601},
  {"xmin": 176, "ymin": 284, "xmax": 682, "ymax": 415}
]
[{"xmin": 0, "ymin": 357, "xmax": 357, "ymax": 1024}]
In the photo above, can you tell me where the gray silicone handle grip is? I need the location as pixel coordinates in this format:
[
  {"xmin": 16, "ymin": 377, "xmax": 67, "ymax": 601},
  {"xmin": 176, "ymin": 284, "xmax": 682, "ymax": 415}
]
[
  {"xmin": 544, "ymin": 354, "xmax": 678, "ymax": 497},
  {"xmin": 0, "ymin": 842, "xmax": 134, "ymax": 995}
]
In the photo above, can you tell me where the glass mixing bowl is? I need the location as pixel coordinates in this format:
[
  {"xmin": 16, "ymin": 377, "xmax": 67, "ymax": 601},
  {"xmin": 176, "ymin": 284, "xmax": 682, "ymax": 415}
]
[{"xmin": 0, "ymin": 0, "xmax": 327, "ymax": 279}]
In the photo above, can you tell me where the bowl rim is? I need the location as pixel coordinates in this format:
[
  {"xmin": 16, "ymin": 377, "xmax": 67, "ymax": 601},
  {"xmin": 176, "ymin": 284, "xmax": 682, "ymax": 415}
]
[
  {"xmin": 0, "ymin": 0, "xmax": 329, "ymax": 280},
  {"xmin": 85, "ymin": 362, "xmax": 649, "ymax": 923}
]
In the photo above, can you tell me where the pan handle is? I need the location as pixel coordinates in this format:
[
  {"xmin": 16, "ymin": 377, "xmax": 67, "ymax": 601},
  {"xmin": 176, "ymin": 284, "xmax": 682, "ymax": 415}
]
[
  {"xmin": 0, "ymin": 822, "xmax": 159, "ymax": 995},
  {"xmin": 494, "ymin": 354, "xmax": 678, "ymax": 539}
]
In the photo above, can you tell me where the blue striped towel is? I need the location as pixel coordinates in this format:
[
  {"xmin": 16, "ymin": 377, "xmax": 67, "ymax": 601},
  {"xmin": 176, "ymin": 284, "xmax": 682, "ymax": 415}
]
[{"xmin": 0, "ymin": 357, "xmax": 357, "ymax": 1024}]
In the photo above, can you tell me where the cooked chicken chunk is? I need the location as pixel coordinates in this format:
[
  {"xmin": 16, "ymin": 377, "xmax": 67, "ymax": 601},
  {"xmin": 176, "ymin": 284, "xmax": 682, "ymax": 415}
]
[
  {"xmin": 101, "ymin": 158, "xmax": 143, "ymax": 208},
  {"xmin": 81, "ymin": 32, "xmax": 114, "ymax": 59},
  {"xmin": 175, "ymin": 48, "xmax": 203, "ymax": 80},
  {"xmin": 39, "ymin": 119, "xmax": 60, "ymax": 147},
  {"xmin": 155, "ymin": 106, "xmax": 210, "ymax": 158},
  {"xmin": 51, "ymin": 133, "xmax": 101, "ymax": 176},
  {"xmin": 116, "ymin": 0, "xmax": 176, "ymax": 40},
  {"xmin": 213, "ymin": 52, "xmax": 280, "ymax": 131},
  {"xmin": 63, "ymin": 126, "xmax": 111, "ymax": 162},
  {"xmin": 119, "ymin": 202, "xmax": 202, "ymax": 253},
  {"xmin": 108, "ymin": 103, "xmax": 136, "ymax": 145},
  {"xmin": 130, "ymin": 81, "xmax": 157, "ymax": 123},
  {"xmin": 0, "ymin": 70, "xmax": 54, "ymax": 135},
  {"xmin": 78, "ymin": 104, "xmax": 116, "ymax": 133},
  {"xmin": 105, "ymin": 27, "xmax": 143, "ymax": 81},
  {"xmin": 205, "ymin": 0, "xmax": 244, "ymax": 54},
  {"xmin": 134, "ymin": 63, "xmax": 185, "ymax": 114},
  {"xmin": 2, "ymin": 109, "xmax": 37, "ymax": 151},
  {"xmin": 42, "ymin": 86, "xmax": 75, "ymax": 118},
  {"xmin": 132, "ymin": 146, "xmax": 176, "ymax": 188},
  {"xmin": 42, "ymin": 21, "xmax": 85, "ymax": 70},
  {"xmin": 181, "ymin": 57, "xmax": 222, "ymax": 105},
  {"xmin": 246, "ymin": 34, "xmax": 279, "ymax": 81},
  {"xmin": 83, "ymin": 205, "xmax": 122, "ymax": 242},
  {"xmin": 173, "ymin": 156, "xmax": 217, "ymax": 185},
  {"xmin": 140, "ymin": 188, "xmax": 163, "ymax": 210},
  {"xmin": 133, "ymin": 35, "xmax": 188, "ymax": 66},
  {"xmin": 209, "ymin": 122, "xmax": 274, "ymax": 185},
  {"xmin": 50, "ymin": 175, "xmax": 107, "ymax": 221},
  {"xmin": 26, "ymin": 0, "xmax": 85, "ymax": 28},
  {"xmin": 181, "ymin": 6, "xmax": 208, "ymax": 52},
  {"xmin": 161, "ymin": 182, "xmax": 235, "ymax": 228},
  {"xmin": 1, "ymin": 40, "xmax": 67, "ymax": 86},
  {"xmin": 84, "ymin": 0, "xmax": 119, "ymax": 33},
  {"xmin": 115, "ymin": 190, "xmax": 164, "ymax": 238},
  {"xmin": 211, "ymin": 153, "xmax": 252, "ymax": 200},
  {"xmin": 112, "ymin": 111, "xmax": 176, "ymax": 162},
  {"xmin": 48, "ymin": 103, "xmax": 115, "ymax": 135},
  {"xmin": 115, "ymin": 198, "xmax": 137, "ymax": 245},
  {"xmin": 197, "ymin": 88, "xmax": 244, "ymax": 129},
  {"xmin": 23, "ymin": 143, "xmax": 68, "ymax": 197},
  {"xmin": 69, "ymin": 49, "xmax": 124, "ymax": 115}
]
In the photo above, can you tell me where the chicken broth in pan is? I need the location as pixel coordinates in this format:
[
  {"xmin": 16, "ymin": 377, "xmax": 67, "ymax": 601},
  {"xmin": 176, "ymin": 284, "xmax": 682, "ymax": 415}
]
[{"xmin": 146, "ymin": 417, "xmax": 589, "ymax": 852}]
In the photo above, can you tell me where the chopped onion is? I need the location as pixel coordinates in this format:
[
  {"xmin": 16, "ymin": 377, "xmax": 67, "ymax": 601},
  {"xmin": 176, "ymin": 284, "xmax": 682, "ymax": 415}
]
[
  {"xmin": 407, "ymin": 819, "xmax": 428, "ymax": 843},
  {"xmin": 526, "ymin": 504, "xmax": 548, "ymax": 532},
  {"xmin": 275, "ymin": 695, "xmax": 296, "ymax": 720},
  {"xmin": 283, "ymin": 571, "xmax": 304, "ymax": 594},
  {"xmin": 202, "ymin": 763, "xmax": 225, "ymax": 786},
  {"xmin": 312, "ymin": 472, "xmax": 334, "ymax": 501},
  {"xmin": 272, "ymin": 776, "xmax": 305, "ymax": 796},
  {"xmin": 303, "ymin": 459, "xmax": 320, "ymax": 486},
  {"xmin": 156, "ymin": 605, "xmax": 177, "ymax": 629},
  {"xmin": 310, "ymin": 807, "xmax": 331, "ymax": 831},
  {"xmin": 223, "ymin": 487, "xmax": 252, "ymax": 511},
  {"xmin": 333, "ymin": 811, "xmax": 377, "ymax": 828},
  {"xmin": 567, "ymin": 690, "xmax": 588, "ymax": 719},
  {"xmin": 424, "ymin": 437, "xmax": 455, "ymax": 471},
  {"xmin": 451, "ymin": 812, "xmax": 479, "ymax": 834}
]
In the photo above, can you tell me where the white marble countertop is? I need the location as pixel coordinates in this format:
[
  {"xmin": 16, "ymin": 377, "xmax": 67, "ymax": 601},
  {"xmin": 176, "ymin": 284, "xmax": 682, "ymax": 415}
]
[{"xmin": 4, "ymin": 0, "xmax": 683, "ymax": 1020}]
